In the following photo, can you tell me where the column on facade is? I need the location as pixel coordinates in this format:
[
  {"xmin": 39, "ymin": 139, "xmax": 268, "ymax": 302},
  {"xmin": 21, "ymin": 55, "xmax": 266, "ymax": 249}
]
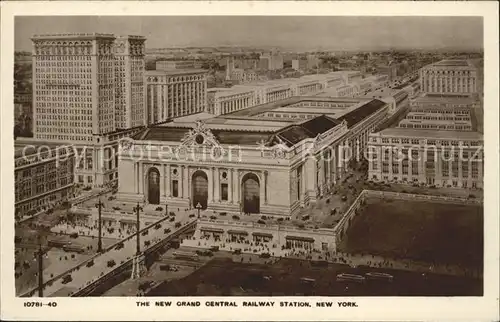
[
  {"xmin": 138, "ymin": 162, "xmax": 144, "ymax": 194},
  {"xmin": 263, "ymin": 170, "xmax": 268, "ymax": 204},
  {"xmin": 233, "ymin": 169, "xmax": 240, "ymax": 205},
  {"xmin": 135, "ymin": 162, "xmax": 139, "ymax": 194},
  {"xmin": 165, "ymin": 164, "xmax": 171, "ymax": 197},
  {"xmin": 160, "ymin": 164, "xmax": 165, "ymax": 196},
  {"xmin": 208, "ymin": 167, "xmax": 214, "ymax": 203},
  {"xmin": 183, "ymin": 166, "xmax": 189, "ymax": 199},
  {"xmin": 228, "ymin": 168, "xmax": 233, "ymax": 203},
  {"xmin": 214, "ymin": 168, "xmax": 220, "ymax": 202},
  {"xmin": 179, "ymin": 165, "xmax": 184, "ymax": 198}
]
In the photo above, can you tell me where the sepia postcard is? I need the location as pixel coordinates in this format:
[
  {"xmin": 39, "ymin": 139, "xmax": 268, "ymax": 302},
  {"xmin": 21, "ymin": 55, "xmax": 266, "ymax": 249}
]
[{"xmin": 1, "ymin": 1, "xmax": 499, "ymax": 321}]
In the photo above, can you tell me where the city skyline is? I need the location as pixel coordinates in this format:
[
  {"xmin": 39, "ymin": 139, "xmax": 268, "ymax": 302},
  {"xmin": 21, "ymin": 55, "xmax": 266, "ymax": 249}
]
[{"xmin": 15, "ymin": 16, "xmax": 483, "ymax": 52}]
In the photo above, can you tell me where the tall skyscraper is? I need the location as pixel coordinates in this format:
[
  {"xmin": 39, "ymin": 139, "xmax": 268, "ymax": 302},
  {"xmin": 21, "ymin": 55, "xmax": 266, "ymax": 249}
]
[
  {"xmin": 30, "ymin": 33, "xmax": 146, "ymax": 187},
  {"xmin": 114, "ymin": 36, "xmax": 146, "ymax": 129}
]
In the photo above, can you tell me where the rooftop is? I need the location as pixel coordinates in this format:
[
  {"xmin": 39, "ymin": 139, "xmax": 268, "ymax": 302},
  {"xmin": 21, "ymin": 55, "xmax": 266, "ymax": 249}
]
[
  {"xmin": 14, "ymin": 142, "xmax": 73, "ymax": 159},
  {"xmin": 145, "ymin": 69, "xmax": 207, "ymax": 76},
  {"xmin": 374, "ymin": 128, "xmax": 483, "ymax": 140},
  {"xmin": 434, "ymin": 60, "xmax": 470, "ymax": 67},
  {"xmin": 337, "ymin": 99, "xmax": 387, "ymax": 128}
]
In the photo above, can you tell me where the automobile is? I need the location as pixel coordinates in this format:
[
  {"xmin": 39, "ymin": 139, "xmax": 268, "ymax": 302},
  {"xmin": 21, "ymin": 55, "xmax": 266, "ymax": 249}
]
[
  {"xmin": 159, "ymin": 264, "xmax": 170, "ymax": 271},
  {"xmin": 144, "ymin": 240, "xmax": 151, "ymax": 247},
  {"xmin": 115, "ymin": 242, "xmax": 124, "ymax": 250},
  {"xmin": 154, "ymin": 223, "xmax": 162, "ymax": 229},
  {"xmin": 69, "ymin": 232, "xmax": 79, "ymax": 239},
  {"xmin": 86, "ymin": 260, "xmax": 94, "ymax": 267},
  {"xmin": 62, "ymin": 274, "xmax": 73, "ymax": 284},
  {"xmin": 107, "ymin": 260, "xmax": 116, "ymax": 268},
  {"xmin": 189, "ymin": 214, "xmax": 195, "ymax": 218},
  {"xmin": 209, "ymin": 215, "xmax": 217, "ymax": 220},
  {"xmin": 174, "ymin": 222, "xmax": 181, "ymax": 228},
  {"xmin": 141, "ymin": 230, "xmax": 149, "ymax": 236},
  {"xmin": 341, "ymin": 195, "xmax": 348, "ymax": 201},
  {"xmin": 259, "ymin": 253, "xmax": 271, "ymax": 259},
  {"xmin": 233, "ymin": 249, "xmax": 242, "ymax": 255},
  {"xmin": 164, "ymin": 228, "xmax": 171, "ymax": 234},
  {"xmin": 210, "ymin": 246, "xmax": 219, "ymax": 252},
  {"xmin": 257, "ymin": 220, "xmax": 266, "ymax": 225},
  {"xmin": 169, "ymin": 217, "xmax": 175, "ymax": 222}
]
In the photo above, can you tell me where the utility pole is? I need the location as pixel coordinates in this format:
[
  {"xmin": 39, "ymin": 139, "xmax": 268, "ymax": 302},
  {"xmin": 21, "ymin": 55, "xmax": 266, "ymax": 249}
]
[
  {"xmin": 37, "ymin": 237, "xmax": 44, "ymax": 297},
  {"xmin": 95, "ymin": 199, "xmax": 104, "ymax": 253},
  {"xmin": 134, "ymin": 203, "xmax": 141, "ymax": 255},
  {"xmin": 164, "ymin": 203, "xmax": 168, "ymax": 217}
]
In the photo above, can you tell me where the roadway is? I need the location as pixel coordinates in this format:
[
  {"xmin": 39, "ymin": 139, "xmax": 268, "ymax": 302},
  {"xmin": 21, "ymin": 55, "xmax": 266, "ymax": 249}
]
[{"xmin": 25, "ymin": 209, "xmax": 197, "ymax": 297}]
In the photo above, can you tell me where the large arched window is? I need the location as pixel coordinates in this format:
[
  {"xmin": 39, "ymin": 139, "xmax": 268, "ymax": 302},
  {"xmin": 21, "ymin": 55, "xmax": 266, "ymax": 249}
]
[
  {"xmin": 241, "ymin": 173, "xmax": 260, "ymax": 214},
  {"xmin": 147, "ymin": 167, "xmax": 160, "ymax": 205}
]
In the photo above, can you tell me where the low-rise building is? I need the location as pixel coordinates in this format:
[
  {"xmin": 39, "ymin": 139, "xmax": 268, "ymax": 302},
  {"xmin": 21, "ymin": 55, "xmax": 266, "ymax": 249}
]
[{"xmin": 368, "ymin": 128, "xmax": 483, "ymax": 189}]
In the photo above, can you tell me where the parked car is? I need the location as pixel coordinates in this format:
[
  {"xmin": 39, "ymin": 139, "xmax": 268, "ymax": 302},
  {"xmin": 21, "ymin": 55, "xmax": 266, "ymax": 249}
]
[{"xmin": 107, "ymin": 260, "xmax": 116, "ymax": 268}]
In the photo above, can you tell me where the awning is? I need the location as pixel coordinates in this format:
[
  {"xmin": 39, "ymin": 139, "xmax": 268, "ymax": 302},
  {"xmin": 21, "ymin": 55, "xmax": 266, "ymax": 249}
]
[
  {"xmin": 119, "ymin": 219, "xmax": 136, "ymax": 225},
  {"xmin": 101, "ymin": 216, "xmax": 116, "ymax": 221},
  {"xmin": 285, "ymin": 235, "xmax": 315, "ymax": 242},
  {"xmin": 200, "ymin": 227, "xmax": 224, "ymax": 233},
  {"xmin": 252, "ymin": 232, "xmax": 273, "ymax": 238},
  {"xmin": 227, "ymin": 230, "xmax": 248, "ymax": 235}
]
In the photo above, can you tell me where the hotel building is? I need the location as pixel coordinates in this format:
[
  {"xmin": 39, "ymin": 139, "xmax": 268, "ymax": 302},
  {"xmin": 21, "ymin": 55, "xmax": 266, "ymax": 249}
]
[
  {"xmin": 116, "ymin": 96, "xmax": 389, "ymax": 216},
  {"xmin": 419, "ymin": 59, "xmax": 478, "ymax": 97},
  {"xmin": 14, "ymin": 143, "xmax": 75, "ymax": 220},
  {"xmin": 30, "ymin": 33, "xmax": 146, "ymax": 187},
  {"xmin": 367, "ymin": 128, "xmax": 483, "ymax": 189},
  {"xmin": 145, "ymin": 69, "xmax": 207, "ymax": 124}
]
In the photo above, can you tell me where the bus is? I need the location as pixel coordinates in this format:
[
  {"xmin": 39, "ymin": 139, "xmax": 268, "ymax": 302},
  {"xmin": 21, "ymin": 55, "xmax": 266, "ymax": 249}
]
[
  {"xmin": 62, "ymin": 244, "xmax": 85, "ymax": 253},
  {"xmin": 365, "ymin": 272, "xmax": 394, "ymax": 282},
  {"xmin": 172, "ymin": 251, "xmax": 199, "ymax": 261},
  {"xmin": 336, "ymin": 273, "xmax": 366, "ymax": 283},
  {"xmin": 47, "ymin": 239, "xmax": 69, "ymax": 248}
]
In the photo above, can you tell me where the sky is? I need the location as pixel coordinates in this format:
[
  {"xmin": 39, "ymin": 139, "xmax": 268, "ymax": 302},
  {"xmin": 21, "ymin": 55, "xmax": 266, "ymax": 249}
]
[{"xmin": 15, "ymin": 16, "xmax": 483, "ymax": 52}]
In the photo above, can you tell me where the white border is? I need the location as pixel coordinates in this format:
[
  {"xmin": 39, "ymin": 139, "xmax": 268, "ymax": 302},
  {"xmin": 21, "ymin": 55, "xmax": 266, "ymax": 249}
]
[{"xmin": 1, "ymin": 2, "xmax": 499, "ymax": 321}]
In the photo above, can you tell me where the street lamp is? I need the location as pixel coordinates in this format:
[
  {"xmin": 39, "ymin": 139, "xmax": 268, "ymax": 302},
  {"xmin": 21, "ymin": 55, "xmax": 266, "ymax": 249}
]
[
  {"xmin": 133, "ymin": 202, "xmax": 143, "ymax": 255},
  {"xmin": 94, "ymin": 199, "xmax": 104, "ymax": 253},
  {"xmin": 196, "ymin": 202, "xmax": 202, "ymax": 219}
]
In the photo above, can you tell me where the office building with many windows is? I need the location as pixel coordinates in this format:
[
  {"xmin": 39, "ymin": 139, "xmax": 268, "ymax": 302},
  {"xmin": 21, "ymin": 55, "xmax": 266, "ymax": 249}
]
[
  {"xmin": 419, "ymin": 59, "xmax": 478, "ymax": 97},
  {"xmin": 14, "ymin": 143, "xmax": 75, "ymax": 220},
  {"xmin": 367, "ymin": 128, "xmax": 483, "ymax": 189},
  {"xmin": 145, "ymin": 69, "xmax": 207, "ymax": 124},
  {"xmin": 30, "ymin": 33, "xmax": 146, "ymax": 186}
]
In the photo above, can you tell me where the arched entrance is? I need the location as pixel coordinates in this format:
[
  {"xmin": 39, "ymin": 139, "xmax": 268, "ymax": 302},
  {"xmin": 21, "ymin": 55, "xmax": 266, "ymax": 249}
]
[
  {"xmin": 192, "ymin": 170, "xmax": 208, "ymax": 209},
  {"xmin": 242, "ymin": 173, "xmax": 260, "ymax": 214},
  {"xmin": 147, "ymin": 167, "xmax": 160, "ymax": 205}
]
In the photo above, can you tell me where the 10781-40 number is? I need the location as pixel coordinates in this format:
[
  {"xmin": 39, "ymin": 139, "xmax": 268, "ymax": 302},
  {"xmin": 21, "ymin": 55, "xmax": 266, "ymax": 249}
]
[{"xmin": 24, "ymin": 302, "xmax": 57, "ymax": 307}]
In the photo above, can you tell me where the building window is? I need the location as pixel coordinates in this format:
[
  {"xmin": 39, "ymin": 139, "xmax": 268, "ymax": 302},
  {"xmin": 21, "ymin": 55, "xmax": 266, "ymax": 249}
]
[
  {"xmin": 88, "ymin": 176, "xmax": 93, "ymax": 183},
  {"xmin": 172, "ymin": 180, "xmax": 179, "ymax": 197},
  {"xmin": 221, "ymin": 183, "xmax": 228, "ymax": 201},
  {"xmin": 78, "ymin": 175, "xmax": 84, "ymax": 183}
]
